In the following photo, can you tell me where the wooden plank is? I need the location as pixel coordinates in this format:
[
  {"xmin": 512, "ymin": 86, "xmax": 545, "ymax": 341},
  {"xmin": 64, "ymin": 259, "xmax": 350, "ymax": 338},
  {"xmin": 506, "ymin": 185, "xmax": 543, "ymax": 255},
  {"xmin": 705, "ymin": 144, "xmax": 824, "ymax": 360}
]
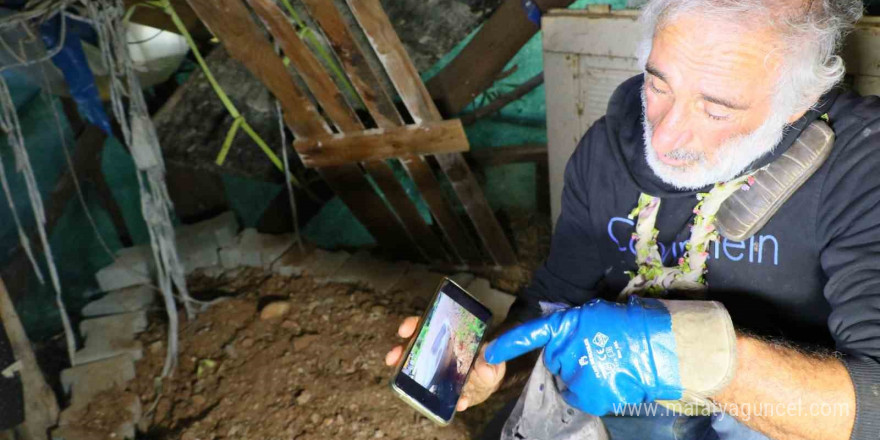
[
  {"xmin": 246, "ymin": 0, "xmax": 451, "ymax": 262},
  {"xmin": 302, "ymin": 0, "xmax": 483, "ymax": 263},
  {"xmin": 542, "ymin": 12, "xmax": 640, "ymax": 59},
  {"xmin": 468, "ymin": 143, "xmax": 547, "ymax": 167},
  {"xmin": 295, "ymin": 120, "xmax": 470, "ymax": 168},
  {"xmin": 299, "ymin": 0, "xmax": 404, "ymax": 128},
  {"xmin": 544, "ymin": 51, "xmax": 583, "ymax": 226},
  {"xmin": 185, "ymin": 0, "xmax": 329, "ymax": 138},
  {"xmin": 248, "ymin": 0, "xmax": 361, "ymax": 132},
  {"xmin": 349, "ymin": 0, "xmax": 518, "ymax": 266},
  {"xmin": 424, "ymin": 0, "xmax": 576, "ymax": 116},
  {"xmin": 543, "ymin": 11, "xmax": 642, "ymax": 224},
  {"xmin": 185, "ymin": 0, "xmax": 419, "ymax": 259},
  {"xmin": 345, "ymin": 0, "xmax": 442, "ymax": 124}
]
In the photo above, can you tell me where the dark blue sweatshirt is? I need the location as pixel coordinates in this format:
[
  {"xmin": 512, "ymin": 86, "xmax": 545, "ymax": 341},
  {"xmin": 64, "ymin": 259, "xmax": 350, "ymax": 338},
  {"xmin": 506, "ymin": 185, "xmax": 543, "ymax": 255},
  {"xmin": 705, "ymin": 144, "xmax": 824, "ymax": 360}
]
[{"xmin": 512, "ymin": 75, "xmax": 880, "ymax": 439}]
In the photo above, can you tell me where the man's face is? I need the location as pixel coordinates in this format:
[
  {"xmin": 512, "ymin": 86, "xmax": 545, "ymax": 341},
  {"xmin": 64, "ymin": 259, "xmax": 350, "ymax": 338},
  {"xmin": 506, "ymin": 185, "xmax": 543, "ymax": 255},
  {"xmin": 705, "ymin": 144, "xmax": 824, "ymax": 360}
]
[{"xmin": 642, "ymin": 15, "xmax": 796, "ymax": 189}]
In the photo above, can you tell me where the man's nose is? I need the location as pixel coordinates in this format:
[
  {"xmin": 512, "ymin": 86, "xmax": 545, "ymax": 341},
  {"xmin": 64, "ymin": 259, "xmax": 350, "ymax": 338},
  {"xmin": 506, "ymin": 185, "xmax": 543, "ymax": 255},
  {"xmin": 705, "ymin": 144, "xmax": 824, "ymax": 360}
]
[{"xmin": 651, "ymin": 104, "xmax": 693, "ymax": 155}]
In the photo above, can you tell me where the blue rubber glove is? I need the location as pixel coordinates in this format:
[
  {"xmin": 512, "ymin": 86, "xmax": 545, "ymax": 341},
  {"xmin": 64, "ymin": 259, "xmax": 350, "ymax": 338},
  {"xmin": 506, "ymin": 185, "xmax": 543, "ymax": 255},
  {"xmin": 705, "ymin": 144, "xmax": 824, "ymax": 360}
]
[{"xmin": 485, "ymin": 296, "xmax": 682, "ymax": 415}]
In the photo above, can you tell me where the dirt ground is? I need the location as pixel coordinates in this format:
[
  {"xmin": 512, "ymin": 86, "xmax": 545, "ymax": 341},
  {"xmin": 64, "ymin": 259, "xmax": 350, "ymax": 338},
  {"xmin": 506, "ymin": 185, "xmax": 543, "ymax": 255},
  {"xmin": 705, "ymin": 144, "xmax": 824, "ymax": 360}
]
[{"xmin": 73, "ymin": 211, "xmax": 551, "ymax": 440}]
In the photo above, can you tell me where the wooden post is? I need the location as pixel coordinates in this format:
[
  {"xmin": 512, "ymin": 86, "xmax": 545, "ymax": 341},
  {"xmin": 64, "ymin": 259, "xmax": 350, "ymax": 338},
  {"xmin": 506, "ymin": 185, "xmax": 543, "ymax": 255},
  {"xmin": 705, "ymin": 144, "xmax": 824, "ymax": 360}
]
[{"xmin": 0, "ymin": 278, "xmax": 59, "ymax": 440}]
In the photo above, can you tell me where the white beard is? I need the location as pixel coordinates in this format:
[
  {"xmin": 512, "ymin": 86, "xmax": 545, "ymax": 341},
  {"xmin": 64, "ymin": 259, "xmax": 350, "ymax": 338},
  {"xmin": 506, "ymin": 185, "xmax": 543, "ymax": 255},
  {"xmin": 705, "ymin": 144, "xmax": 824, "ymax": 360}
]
[{"xmin": 641, "ymin": 90, "xmax": 791, "ymax": 190}]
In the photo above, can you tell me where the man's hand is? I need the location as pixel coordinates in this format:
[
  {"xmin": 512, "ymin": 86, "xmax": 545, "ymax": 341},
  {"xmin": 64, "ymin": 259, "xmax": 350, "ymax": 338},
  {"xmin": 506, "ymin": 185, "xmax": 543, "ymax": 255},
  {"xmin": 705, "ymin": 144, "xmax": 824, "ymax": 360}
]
[
  {"xmin": 485, "ymin": 297, "xmax": 685, "ymax": 415},
  {"xmin": 385, "ymin": 316, "xmax": 506, "ymax": 411}
]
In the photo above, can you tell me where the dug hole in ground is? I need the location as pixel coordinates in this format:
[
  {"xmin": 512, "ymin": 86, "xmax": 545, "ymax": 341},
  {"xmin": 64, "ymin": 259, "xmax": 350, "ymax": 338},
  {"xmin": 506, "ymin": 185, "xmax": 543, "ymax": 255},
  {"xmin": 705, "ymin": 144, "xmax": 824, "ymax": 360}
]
[{"xmin": 64, "ymin": 212, "xmax": 550, "ymax": 440}]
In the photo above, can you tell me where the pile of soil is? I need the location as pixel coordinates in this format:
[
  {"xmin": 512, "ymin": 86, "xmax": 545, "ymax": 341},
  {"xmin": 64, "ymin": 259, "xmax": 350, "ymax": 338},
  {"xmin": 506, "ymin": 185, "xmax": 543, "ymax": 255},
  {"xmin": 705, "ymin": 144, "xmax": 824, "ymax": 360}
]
[{"xmin": 75, "ymin": 211, "xmax": 551, "ymax": 439}]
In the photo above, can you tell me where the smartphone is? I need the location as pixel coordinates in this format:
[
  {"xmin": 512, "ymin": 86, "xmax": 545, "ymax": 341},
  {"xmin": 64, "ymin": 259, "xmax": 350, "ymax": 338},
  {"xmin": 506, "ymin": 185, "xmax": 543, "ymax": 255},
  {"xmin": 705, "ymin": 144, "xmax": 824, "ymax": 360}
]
[{"xmin": 390, "ymin": 277, "xmax": 492, "ymax": 425}]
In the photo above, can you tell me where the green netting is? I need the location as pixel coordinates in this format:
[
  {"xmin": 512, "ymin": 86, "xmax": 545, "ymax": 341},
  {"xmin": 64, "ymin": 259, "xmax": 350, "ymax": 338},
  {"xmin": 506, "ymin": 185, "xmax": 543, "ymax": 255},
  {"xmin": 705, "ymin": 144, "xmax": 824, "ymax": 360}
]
[{"xmin": 221, "ymin": 174, "xmax": 282, "ymax": 229}]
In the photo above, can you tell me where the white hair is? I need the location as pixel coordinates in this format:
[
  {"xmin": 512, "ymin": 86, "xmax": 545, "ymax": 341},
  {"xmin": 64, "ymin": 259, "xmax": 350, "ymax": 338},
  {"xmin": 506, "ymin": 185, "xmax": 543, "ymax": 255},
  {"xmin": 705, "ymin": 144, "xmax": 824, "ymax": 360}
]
[{"xmin": 636, "ymin": 0, "xmax": 864, "ymax": 115}]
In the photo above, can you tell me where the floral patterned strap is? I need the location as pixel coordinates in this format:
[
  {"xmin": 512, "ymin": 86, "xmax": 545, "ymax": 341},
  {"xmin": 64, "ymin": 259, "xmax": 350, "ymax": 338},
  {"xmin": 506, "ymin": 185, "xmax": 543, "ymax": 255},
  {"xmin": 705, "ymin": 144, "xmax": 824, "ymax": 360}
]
[{"xmin": 618, "ymin": 174, "xmax": 756, "ymax": 300}]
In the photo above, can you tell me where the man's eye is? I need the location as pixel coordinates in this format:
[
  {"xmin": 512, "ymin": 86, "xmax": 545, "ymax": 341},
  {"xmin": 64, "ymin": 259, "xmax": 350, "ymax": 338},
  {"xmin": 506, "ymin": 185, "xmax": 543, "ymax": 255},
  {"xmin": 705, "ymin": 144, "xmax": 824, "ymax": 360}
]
[
  {"xmin": 706, "ymin": 112, "xmax": 730, "ymax": 121},
  {"xmin": 648, "ymin": 79, "xmax": 668, "ymax": 95},
  {"xmin": 703, "ymin": 103, "xmax": 731, "ymax": 121}
]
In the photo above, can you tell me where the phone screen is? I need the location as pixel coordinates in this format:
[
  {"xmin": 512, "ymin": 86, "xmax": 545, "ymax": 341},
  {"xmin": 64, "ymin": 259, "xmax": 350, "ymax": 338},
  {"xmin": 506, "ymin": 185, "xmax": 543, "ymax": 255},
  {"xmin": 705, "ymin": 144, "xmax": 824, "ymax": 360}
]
[{"xmin": 394, "ymin": 279, "xmax": 491, "ymax": 422}]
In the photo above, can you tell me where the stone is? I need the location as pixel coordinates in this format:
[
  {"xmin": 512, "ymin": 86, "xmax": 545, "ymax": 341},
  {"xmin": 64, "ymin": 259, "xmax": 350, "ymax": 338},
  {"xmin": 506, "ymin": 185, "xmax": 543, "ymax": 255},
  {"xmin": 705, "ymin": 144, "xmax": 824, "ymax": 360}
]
[
  {"xmin": 293, "ymin": 334, "xmax": 320, "ymax": 351},
  {"xmin": 79, "ymin": 311, "xmax": 148, "ymax": 339},
  {"xmin": 296, "ymin": 390, "xmax": 312, "ymax": 405},
  {"xmin": 177, "ymin": 235, "xmax": 220, "ymax": 274},
  {"xmin": 74, "ymin": 338, "xmax": 143, "ymax": 366},
  {"xmin": 81, "ymin": 285, "xmax": 154, "ymax": 317},
  {"xmin": 238, "ymin": 228, "xmax": 296, "ymax": 268},
  {"xmin": 237, "ymin": 229, "xmax": 263, "ymax": 267},
  {"xmin": 60, "ymin": 355, "xmax": 136, "ymax": 406},
  {"xmin": 260, "ymin": 301, "xmax": 291, "ymax": 320},
  {"xmin": 281, "ymin": 320, "xmax": 301, "ymax": 333},
  {"xmin": 271, "ymin": 245, "xmax": 314, "ymax": 277},
  {"xmin": 176, "ymin": 211, "xmax": 240, "ymax": 249},
  {"xmin": 330, "ymin": 251, "xmax": 408, "ymax": 292},
  {"xmin": 75, "ymin": 311, "xmax": 149, "ymax": 365},
  {"xmin": 466, "ymin": 278, "xmax": 516, "ymax": 327},
  {"xmin": 219, "ymin": 245, "xmax": 242, "ymax": 269},
  {"xmin": 95, "ymin": 247, "xmax": 153, "ymax": 292}
]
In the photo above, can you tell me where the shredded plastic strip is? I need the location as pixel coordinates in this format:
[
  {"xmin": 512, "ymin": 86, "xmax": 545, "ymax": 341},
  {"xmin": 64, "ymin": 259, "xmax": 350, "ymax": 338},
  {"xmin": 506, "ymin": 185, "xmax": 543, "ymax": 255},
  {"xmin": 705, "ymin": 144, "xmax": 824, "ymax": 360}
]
[{"xmin": 82, "ymin": 0, "xmax": 192, "ymax": 377}]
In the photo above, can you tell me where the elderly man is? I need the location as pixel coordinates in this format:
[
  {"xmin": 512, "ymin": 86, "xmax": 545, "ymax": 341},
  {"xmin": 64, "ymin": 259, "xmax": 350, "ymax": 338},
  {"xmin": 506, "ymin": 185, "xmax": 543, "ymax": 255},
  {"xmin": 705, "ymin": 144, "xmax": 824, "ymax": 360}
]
[{"xmin": 388, "ymin": 0, "xmax": 879, "ymax": 439}]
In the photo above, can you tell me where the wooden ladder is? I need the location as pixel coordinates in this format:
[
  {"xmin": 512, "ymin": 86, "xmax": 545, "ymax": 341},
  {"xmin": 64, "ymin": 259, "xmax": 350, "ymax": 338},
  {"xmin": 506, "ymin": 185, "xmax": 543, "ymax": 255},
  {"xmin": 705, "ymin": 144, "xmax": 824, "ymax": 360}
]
[{"xmin": 185, "ymin": 0, "xmax": 517, "ymax": 267}]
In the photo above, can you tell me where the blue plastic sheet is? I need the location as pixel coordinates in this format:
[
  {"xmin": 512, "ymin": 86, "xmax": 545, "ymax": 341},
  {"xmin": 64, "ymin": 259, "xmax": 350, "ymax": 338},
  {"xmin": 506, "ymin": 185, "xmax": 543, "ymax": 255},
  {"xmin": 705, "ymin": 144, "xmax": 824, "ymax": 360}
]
[{"xmin": 39, "ymin": 15, "xmax": 112, "ymax": 134}]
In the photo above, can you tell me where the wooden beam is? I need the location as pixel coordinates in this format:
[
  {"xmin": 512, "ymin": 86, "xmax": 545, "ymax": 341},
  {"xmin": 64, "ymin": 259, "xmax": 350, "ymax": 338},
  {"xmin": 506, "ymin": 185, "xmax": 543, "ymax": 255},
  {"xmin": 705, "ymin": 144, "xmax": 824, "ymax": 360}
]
[
  {"xmin": 299, "ymin": 0, "xmax": 404, "ymax": 128},
  {"xmin": 302, "ymin": 0, "xmax": 484, "ymax": 263},
  {"xmin": 248, "ymin": 0, "xmax": 361, "ymax": 132},
  {"xmin": 425, "ymin": 0, "xmax": 576, "ymax": 116},
  {"xmin": 459, "ymin": 73, "xmax": 544, "ymax": 125},
  {"xmin": 467, "ymin": 143, "xmax": 547, "ymax": 167},
  {"xmin": 185, "ymin": 0, "xmax": 330, "ymax": 138},
  {"xmin": 295, "ymin": 120, "xmax": 469, "ymax": 168},
  {"xmin": 186, "ymin": 0, "xmax": 420, "ymax": 260},
  {"xmin": 349, "ymin": 0, "xmax": 518, "ymax": 266},
  {"xmin": 345, "ymin": 0, "xmax": 441, "ymax": 125}
]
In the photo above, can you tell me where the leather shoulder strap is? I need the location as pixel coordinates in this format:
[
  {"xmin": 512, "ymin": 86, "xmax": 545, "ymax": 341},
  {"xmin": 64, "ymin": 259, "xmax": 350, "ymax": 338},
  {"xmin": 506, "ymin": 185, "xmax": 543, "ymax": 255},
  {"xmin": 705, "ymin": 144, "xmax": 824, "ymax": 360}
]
[{"xmin": 716, "ymin": 120, "xmax": 835, "ymax": 242}]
